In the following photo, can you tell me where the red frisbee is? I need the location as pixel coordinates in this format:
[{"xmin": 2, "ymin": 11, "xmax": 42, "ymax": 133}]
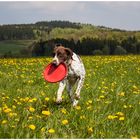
[{"xmin": 43, "ymin": 63, "xmax": 67, "ymax": 83}]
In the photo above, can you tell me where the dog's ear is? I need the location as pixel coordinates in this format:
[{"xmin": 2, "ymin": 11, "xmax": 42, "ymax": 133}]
[
  {"xmin": 65, "ymin": 48, "xmax": 73, "ymax": 59},
  {"xmin": 54, "ymin": 45, "xmax": 58, "ymax": 51},
  {"xmin": 53, "ymin": 44, "xmax": 62, "ymax": 52},
  {"xmin": 54, "ymin": 43, "xmax": 62, "ymax": 49}
]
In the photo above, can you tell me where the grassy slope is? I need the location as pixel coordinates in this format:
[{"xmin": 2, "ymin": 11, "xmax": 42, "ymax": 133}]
[
  {"xmin": 0, "ymin": 56, "xmax": 140, "ymax": 138},
  {"xmin": 0, "ymin": 40, "xmax": 34, "ymax": 55}
]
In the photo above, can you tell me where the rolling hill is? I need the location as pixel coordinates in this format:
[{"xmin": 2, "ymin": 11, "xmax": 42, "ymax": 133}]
[{"xmin": 0, "ymin": 20, "xmax": 140, "ymax": 57}]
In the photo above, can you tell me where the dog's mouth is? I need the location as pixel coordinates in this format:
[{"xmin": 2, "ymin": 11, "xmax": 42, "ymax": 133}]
[
  {"xmin": 52, "ymin": 62, "xmax": 58, "ymax": 66},
  {"xmin": 52, "ymin": 59, "xmax": 66, "ymax": 66},
  {"xmin": 52, "ymin": 60, "xmax": 61, "ymax": 66}
]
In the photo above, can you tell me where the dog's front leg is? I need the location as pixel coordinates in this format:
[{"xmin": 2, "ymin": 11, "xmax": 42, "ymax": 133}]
[{"xmin": 56, "ymin": 80, "xmax": 66, "ymax": 104}]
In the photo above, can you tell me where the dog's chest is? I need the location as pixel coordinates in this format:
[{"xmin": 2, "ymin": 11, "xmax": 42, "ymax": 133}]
[
  {"xmin": 67, "ymin": 54, "xmax": 83, "ymax": 77},
  {"xmin": 65, "ymin": 53, "xmax": 85, "ymax": 83},
  {"xmin": 68, "ymin": 65, "xmax": 75, "ymax": 76}
]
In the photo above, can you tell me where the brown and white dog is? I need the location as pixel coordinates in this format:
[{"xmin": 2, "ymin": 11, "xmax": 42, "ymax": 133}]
[{"xmin": 52, "ymin": 45, "xmax": 86, "ymax": 106}]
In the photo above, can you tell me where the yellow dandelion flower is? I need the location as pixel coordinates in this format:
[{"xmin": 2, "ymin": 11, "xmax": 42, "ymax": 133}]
[
  {"xmin": 62, "ymin": 95, "xmax": 65, "ymax": 99},
  {"xmin": 61, "ymin": 108, "xmax": 67, "ymax": 114},
  {"xmin": 1, "ymin": 120, "xmax": 8, "ymax": 124},
  {"xmin": 41, "ymin": 127, "xmax": 46, "ymax": 132},
  {"xmin": 107, "ymin": 115, "xmax": 118, "ymax": 120},
  {"xmin": 32, "ymin": 98, "xmax": 37, "ymax": 102},
  {"xmin": 29, "ymin": 107, "xmax": 35, "ymax": 112},
  {"xmin": 24, "ymin": 97, "xmax": 29, "ymax": 102},
  {"xmin": 40, "ymin": 91, "xmax": 45, "ymax": 96},
  {"xmin": 42, "ymin": 110, "xmax": 51, "ymax": 116},
  {"xmin": 105, "ymin": 101, "xmax": 111, "ymax": 104},
  {"xmin": 28, "ymin": 124, "xmax": 36, "ymax": 130},
  {"xmin": 87, "ymin": 105, "xmax": 92, "ymax": 110},
  {"xmin": 102, "ymin": 81, "xmax": 105, "ymax": 85},
  {"xmin": 88, "ymin": 100, "xmax": 92, "ymax": 104},
  {"xmin": 15, "ymin": 118, "xmax": 19, "ymax": 122},
  {"xmin": 17, "ymin": 102, "xmax": 22, "ymax": 105},
  {"xmin": 28, "ymin": 99, "xmax": 34, "ymax": 103},
  {"xmin": 119, "ymin": 117, "xmax": 125, "ymax": 121},
  {"xmin": 12, "ymin": 105, "xmax": 16, "ymax": 109},
  {"xmin": 86, "ymin": 100, "xmax": 93, "ymax": 105},
  {"xmin": 101, "ymin": 90, "xmax": 105, "ymax": 94},
  {"xmin": 80, "ymin": 115, "xmax": 86, "ymax": 120},
  {"xmin": 3, "ymin": 108, "xmax": 12, "ymax": 113},
  {"xmin": 88, "ymin": 127, "xmax": 93, "ymax": 133},
  {"xmin": 118, "ymin": 92, "xmax": 125, "ymax": 96},
  {"xmin": 48, "ymin": 128, "xmax": 55, "ymax": 134},
  {"xmin": 36, "ymin": 115, "xmax": 42, "ymax": 119},
  {"xmin": 20, "ymin": 98, "xmax": 24, "ymax": 102},
  {"xmin": 45, "ymin": 97, "xmax": 50, "ymax": 101},
  {"xmin": 8, "ymin": 112, "xmax": 17, "ymax": 117},
  {"xmin": 133, "ymin": 85, "xmax": 138, "ymax": 90},
  {"xmin": 116, "ymin": 112, "xmax": 124, "ymax": 116},
  {"xmin": 133, "ymin": 91, "xmax": 138, "ymax": 94},
  {"xmin": 62, "ymin": 119, "xmax": 69, "ymax": 125},
  {"xmin": 75, "ymin": 105, "xmax": 81, "ymax": 110},
  {"xmin": 123, "ymin": 105, "xmax": 128, "ymax": 109},
  {"xmin": 28, "ymin": 116, "xmax": 33, "ymax": 120},
  {"xmin": 100, "ymin": 95, "xmax": 105, "ymax": 99}
]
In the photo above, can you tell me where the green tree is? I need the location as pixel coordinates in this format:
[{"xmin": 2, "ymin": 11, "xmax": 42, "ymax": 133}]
[
  {"xmin": 102, "ymin": 45, "xmax": 110, "ymax": 55},
  {"xmin": 92, "ymin": 50, "xmax": 103, "ymax": 55},
  {"xmin": 114, "ymin": 46, "xmax": 127, "ymax": 55}
]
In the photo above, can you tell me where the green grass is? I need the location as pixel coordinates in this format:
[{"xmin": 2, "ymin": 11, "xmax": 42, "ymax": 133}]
[
  {"xmin": 0, "ymin": 40, "xmax": 34, "ymax": 55},
  {"xmin": 0, "ymin": 56, "xmax": 140, "ymax": 138}
]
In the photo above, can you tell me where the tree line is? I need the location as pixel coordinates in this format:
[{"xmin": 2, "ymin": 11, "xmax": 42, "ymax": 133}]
[
  {"xmin": 0, "ymin": 20, "xmax": 140, "ymax": 57},
  {"xmin": 24, "ymin": 35, "xmax": 140, "ymax": 57}
]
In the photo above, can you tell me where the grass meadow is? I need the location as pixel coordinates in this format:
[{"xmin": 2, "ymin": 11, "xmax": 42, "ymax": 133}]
[{"xmin": 0, "ymin": 55, "xmax": 140, "ymax": 138}]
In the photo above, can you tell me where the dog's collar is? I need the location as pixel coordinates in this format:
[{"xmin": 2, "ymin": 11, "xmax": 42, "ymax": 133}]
[{"xmin": 65, "ymin": 59, "xmax": 73, "ymax": 67}]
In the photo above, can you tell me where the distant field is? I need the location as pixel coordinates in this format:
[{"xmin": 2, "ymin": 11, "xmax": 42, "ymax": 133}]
[
  {"xmin": 0, "ymin": 40, "xmax": 34, "ymax": 56},
  {"xmin": 0, "ymin": 56, "xmax": 140, "ymax": 138}
]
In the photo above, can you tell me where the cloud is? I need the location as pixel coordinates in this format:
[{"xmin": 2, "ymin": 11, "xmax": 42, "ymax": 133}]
[
  {"xmin": 1, "ymin": 1, "xmax": 86, "ymax": 13},
  {"xmin": 0, "ymin": 1, "xmax": 140, "ymax": 30},
  {"xmin": 0, "ymin": 1, "xmax": 89, "ymax": 24},
  {"xmin": 104, "ymin": 1, "xmax": 140, "ymax": 7}
]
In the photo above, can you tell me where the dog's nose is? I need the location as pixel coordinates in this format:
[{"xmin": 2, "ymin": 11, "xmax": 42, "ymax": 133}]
[{"xmin": 52, "ymin": 56, "xmax": 59, "ymax": 65}]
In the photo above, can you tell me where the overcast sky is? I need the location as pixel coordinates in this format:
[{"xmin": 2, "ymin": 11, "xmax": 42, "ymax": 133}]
[{"xmin": 0, "ymin": 1, "xmax": 140, "ymax": 31}]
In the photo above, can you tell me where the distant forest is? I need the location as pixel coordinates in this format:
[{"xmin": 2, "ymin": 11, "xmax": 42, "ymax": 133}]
[{"xmin": 0, "ymin": 20, "xmax": 140, "ymax": 57}]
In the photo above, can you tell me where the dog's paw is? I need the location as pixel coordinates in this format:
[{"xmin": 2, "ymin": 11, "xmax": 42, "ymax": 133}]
[
  {"xmin": 72, "ymin": 99, "xmax": 79, "ymax": 107},
  {"xmin": 56, "ymin": 99, "xmax": 62, "ymax": 105}
]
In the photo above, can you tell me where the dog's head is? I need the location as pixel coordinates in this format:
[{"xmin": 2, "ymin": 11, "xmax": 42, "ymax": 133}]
[{"xmin": 52, "ymin": 45, "xmax": 73, "ymax": 65}]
